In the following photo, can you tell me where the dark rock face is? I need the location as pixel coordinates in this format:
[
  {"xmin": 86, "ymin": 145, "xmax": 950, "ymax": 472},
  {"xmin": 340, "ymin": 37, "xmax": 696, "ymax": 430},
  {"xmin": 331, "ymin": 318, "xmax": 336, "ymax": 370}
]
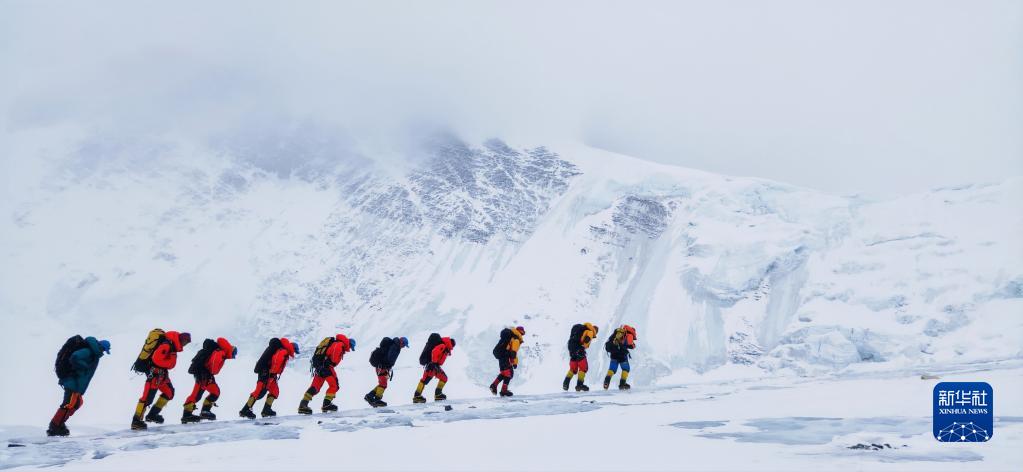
[
  {"xmin": 612, "ymin": 196, "xmax": 669, "ymax": 239},
  {"xmin": 250, "ymin": 136, "xmax": 581, "ymax": 340},
  {"xmin": 347, "ymin": 136, "xmax": 580, "ymax": 244}
]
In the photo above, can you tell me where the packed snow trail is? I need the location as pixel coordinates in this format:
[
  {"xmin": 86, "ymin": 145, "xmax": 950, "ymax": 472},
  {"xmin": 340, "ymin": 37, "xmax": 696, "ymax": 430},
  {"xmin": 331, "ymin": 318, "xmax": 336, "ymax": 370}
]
[
  {"xmin": 3, "ymin": 361, "xmax": 1021, "ymax": 471},
  {"xmin": 2, "ymin": 388, "xmax": 636, "ymax": 469}
]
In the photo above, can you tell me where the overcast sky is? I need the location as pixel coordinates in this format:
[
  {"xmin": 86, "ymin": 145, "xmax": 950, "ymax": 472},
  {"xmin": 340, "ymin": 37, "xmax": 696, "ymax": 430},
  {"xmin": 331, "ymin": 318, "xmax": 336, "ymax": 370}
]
[{"xmin": 2, "ymin": 1, "xmax": 1020, "ymax": 195}]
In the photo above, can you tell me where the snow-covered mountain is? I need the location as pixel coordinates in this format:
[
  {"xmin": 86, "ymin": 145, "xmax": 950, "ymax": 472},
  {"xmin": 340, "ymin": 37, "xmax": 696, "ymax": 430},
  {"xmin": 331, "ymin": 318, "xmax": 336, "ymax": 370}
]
[{"xmin": 2, "ymin": 132, "xmax": 1021, "ymax": 398}]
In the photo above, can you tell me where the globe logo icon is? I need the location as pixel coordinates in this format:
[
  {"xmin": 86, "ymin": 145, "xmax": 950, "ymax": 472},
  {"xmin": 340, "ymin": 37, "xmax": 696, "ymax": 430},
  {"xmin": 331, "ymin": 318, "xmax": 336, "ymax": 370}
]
[{"xmin": 936, "ymin": 421, "xmax": 989, "ymax": 442}]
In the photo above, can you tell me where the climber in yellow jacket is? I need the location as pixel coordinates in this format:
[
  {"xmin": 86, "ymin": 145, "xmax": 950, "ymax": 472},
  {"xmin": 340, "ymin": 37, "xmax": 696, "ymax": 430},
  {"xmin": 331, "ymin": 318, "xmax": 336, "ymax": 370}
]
[
  {"xmin": 563, "ymin": 322, "xmax": 598, "ymax": 391},
  {"xmin": 489, "ymin": 326, "xmax": 525, "ymax": 397}
]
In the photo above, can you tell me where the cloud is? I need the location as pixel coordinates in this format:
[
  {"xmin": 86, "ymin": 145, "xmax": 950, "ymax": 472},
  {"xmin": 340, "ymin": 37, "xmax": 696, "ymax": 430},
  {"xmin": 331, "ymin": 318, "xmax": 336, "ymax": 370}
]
[{"xmin": 2, "ymin": 1, "xmax": 1021, "ymax": 195}]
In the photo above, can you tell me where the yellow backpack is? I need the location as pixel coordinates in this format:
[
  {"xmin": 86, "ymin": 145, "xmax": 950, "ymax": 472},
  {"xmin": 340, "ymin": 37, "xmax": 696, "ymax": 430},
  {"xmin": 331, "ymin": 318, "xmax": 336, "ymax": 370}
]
[
  {"xmin": 310, "ymin": 336, "xmax": 335, "ymax": 371},
  {"xmin": 131, "ymin": 328, "xmax": 166, "ymax": 373}
]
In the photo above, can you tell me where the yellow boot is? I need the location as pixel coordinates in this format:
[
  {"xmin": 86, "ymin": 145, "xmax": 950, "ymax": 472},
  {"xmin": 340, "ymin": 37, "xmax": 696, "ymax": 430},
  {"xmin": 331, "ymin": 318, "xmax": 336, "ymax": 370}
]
[{"xmin": 413, "ymin": 381, "xmax": 427, "ymax": 403}]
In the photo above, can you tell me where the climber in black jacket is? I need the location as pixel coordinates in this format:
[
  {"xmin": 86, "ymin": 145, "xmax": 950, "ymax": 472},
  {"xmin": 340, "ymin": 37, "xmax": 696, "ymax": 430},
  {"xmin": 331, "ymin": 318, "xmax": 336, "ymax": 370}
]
[{"xmin": 364, "ymin": 336, "xmax": 408, "ymax": 407}]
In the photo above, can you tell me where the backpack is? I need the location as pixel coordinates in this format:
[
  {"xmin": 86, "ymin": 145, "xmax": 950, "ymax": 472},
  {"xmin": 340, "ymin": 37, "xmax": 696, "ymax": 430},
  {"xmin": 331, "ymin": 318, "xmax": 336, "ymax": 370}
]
[
  {"xmin": 568, "ymin": 323, "xmax": 586, "ymax": 350},
  {"xmin": 254, "ymin": 338, "xmax": 283, "ymax": 374},
  {"xmin": 131, "ymin": 329, "xmax": 166, "ymax": 374},
  {"xmin": 605, "ymin": 329, "xmax": 620, "ymax": 352},
  {"xmin": 419, "ymin": 333, "xmax": 442, "ymax": 366},
  {"xmin": 369, "ymin": 337, "xmax": 394, "ymax": 368},
  {"xmin": 188, "ymin": 338, "xmax": 219, "ymax": 379},
  {"xmin": 55, "ymin": 335, "xmax": 89, "ymax": 380},
  {"xmin": 605, "ymin": 328, "xmax": 631, "ymax": 358},
  {"xmin": 492, "ymin": 328, "xmax": 513, "ymax": 359},
  {"xmin": 310, "ymin": 337, "xmax": 336, "ymax": 371}
]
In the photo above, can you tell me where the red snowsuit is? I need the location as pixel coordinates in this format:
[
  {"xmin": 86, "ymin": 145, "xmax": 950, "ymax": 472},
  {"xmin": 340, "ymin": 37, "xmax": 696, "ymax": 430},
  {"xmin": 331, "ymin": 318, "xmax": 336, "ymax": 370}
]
[
  {"xmin": 251, "ymin": 344, "xmax": 291, "ymax": 400},
  {"xmin": 134, "ymin": 331, "xmax": 190, "ymax": 423},
  {"xmin": 420, "ymin": 337, "xmax": 453, "ymax": 384},
  {"xmin": 306, "ymin": 337, "xmax": 350, "ymax": 399},
  {"xmin": 185, "ymin": 338, "xmax": 234, "ymax": 407},
  {"xmin": 376, "ymin": 367, "xmax": 390, "ymax": 389},
  {"xmin": 139, "ymin": 331, "xmax": 184, "ymax": 405}
]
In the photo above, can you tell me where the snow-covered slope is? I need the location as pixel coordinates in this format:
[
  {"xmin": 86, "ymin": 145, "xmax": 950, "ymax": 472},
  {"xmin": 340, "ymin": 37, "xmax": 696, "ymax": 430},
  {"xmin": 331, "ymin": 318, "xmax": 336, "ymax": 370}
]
[
  {"xmin": 4, "ymin": 362, "xmax": 1022, "ymax": 471},
  {"xmin": 1, "ymin": 133, "xmax": 1021, "ymax": 423}
]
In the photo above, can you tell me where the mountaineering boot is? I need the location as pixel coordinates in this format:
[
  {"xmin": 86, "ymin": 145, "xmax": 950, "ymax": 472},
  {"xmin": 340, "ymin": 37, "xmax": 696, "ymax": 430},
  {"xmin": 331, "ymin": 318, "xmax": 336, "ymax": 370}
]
[
  {"xmin": 563, "ymin": 377, "xmax": 571, "ymax": 391},
  {"xmin": 619, "ymin": 379, "xmax": 631, "ymax": 390},
  {"xmin": 297, "ymin": 400, "xmax": 313, "ymax": 415},
  {"xmin": 500, "ymin": 389, "xmax": 514, "ymax": 397},
  {"xmin": 199, "ymin": 409, "xmax": 217, "ymax": 421},
  {"xmin": 603, "ymin": 376, "xmax": 611, "ymax": 390},
  {"xmin": 46, "ymin": 423, "xmax": 70, "ymax": 437},
  {"xmin": 261, "ymin": 403, "xmax": 277, "ymax": 418},
  {"xmin": 365, "ymin": 392, "xmax": 386, "ymax": 408},
  {"xmin": 181, "ymin": 411, "xmax": 201, "ymax": 424},
  {"xmin": 490, "ymin": 384, "xmax": 498, "ymax": 395},
  {"xmin": 239, "ymin": 406, "xmax": 256, "ymax": 419},
  {"xmin": 412, "ymin": 393, "xmax": 427, "ymax": 404},
  {"xmin": 144, "ymin": 407, "xmax": 165, "ymax": 424},
  {"xmin": 434, "ymin": 390, "xmax": 447, "ymax": 401},
  {"xmin": 199, "ymin": 398, "xmax": 218, "ymax": 420},
  {"xmin": 131, "ymin": 416, "xmax": 148, "ymax": 430},
  {"xmin": 321, "ymin": 399, "xmax": 338, "ymax": 413},
  {"xmin": 575, "ymin": 382, "xmax": 589, "ymax": 392}
]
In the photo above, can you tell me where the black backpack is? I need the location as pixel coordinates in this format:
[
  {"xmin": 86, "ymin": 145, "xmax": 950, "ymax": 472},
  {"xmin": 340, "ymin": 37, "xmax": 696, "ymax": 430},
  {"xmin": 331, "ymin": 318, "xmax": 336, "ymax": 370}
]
[
  {"xmin": 55, "ymin": 335, "xmax": 89, "ymax": 380},
  {"xmin": 369, "ymin": 337, "xmax": 394, "ymax": 368},
  {"xmin": 254, "ymin": 338, "xmax": 283, "ymax": 374},
  {"xmin": 605, "ymin": 329, "xmax": 629, "ymax": 358},
  {"xmin": 188, "ymin": 339, "xmax": 219, "ymax": 379},
  {"xmin": 419, "ymin": 333, "xmax": 443, "ymax": 366},
  {"xmin": 604, "ymin": 331, "xmax": 616, "ymax": 352},
  {"xmin": 568, "ymin": 324, "xmax": 586, "ymax": 350},
  {"xmin": 492, "ymin": 328, "xmax": 513, "ymax": 359}
]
